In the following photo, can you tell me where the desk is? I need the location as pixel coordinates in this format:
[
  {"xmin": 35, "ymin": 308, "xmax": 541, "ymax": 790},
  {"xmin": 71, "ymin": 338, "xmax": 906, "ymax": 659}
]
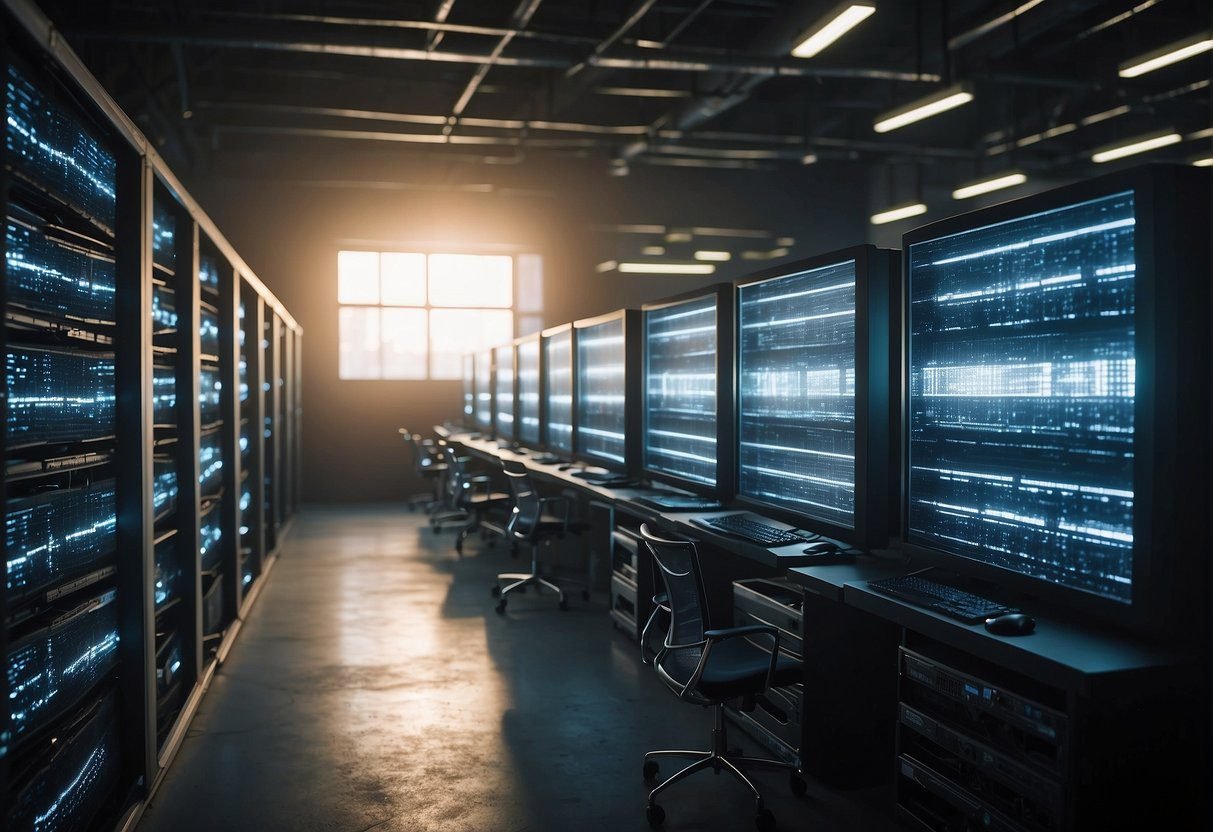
[{"xmin": 435, "ymin": 429, "xmax": 1204, "ymax": 827}]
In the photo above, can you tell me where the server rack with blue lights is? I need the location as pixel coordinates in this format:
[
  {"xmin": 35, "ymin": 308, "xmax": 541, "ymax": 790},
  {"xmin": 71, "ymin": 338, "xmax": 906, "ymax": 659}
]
[{"xmin": 1, "ymin": 5, "xmax": 302, "ymax": 830}]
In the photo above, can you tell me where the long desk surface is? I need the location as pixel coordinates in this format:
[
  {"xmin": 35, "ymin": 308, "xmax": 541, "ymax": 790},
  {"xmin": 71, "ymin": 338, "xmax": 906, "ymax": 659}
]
[{"xmin": 439, "ymin": 429, "xmax": 1192, "ymax": 693}]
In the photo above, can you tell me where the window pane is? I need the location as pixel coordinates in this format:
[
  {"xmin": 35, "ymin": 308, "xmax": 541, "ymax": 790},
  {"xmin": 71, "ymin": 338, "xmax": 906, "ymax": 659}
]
[
  {"xmin": 339, "ymin": 307, "xmax": 381, "ymax": 379},
  {"xmin": 381, "ymin": 252, "xmax": 427, "ymax": 306},
  {"xmin": 429, "ymin": 309, "xmax": 513, "ymax": 379},
  {"xmin": 381, "ymin": 308, "xmax": 428, "ymax": 380},
  {"xmin": 517, "ymin": 253, "xmax": 544, "ymax": 313},
  {"xmin": 338, "ymin": 251, "xmax": 380, "ymax": 304},
  {"xmin": 428, "ymin": 254, "xmax": 512, "ymax": 308}
]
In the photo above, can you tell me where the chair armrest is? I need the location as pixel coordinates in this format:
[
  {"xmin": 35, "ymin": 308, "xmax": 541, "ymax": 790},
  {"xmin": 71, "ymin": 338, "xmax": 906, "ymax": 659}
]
[{"xmin": 704, "ymin": 624, "xmax": 777, "ymax": 642}]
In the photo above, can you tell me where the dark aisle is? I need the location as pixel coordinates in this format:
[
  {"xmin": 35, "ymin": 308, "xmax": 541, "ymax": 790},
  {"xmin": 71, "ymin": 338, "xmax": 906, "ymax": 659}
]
[{"xmin": 137, "ymin": 507, "xmax": 897, "ymax": 832}]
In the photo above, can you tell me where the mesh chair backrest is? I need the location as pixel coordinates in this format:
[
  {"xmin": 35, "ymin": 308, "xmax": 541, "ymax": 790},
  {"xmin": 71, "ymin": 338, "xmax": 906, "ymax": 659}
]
[
  {"xmin": 501, "ymin": 460, "xmax": 539, "ymax": 537},
  {"xmin": 440, "ymin": 443, "xmax": 466, "ymax": 506},
  {"xmin": 406, "ymin": 432, "xmax": 429, "ymax": 476},
  {"xmin": 640, "ymin": 524, "xmax": 707, "ymax": 649}
]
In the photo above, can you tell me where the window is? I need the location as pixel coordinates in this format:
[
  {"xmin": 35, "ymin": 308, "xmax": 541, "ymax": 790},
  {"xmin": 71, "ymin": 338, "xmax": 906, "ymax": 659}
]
[{"xmin": 338, "ymin": 250, "xmax": 538, "ymax": 380}]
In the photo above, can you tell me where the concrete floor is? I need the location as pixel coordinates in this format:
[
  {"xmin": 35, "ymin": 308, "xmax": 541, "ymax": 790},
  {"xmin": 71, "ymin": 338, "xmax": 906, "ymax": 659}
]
[{"xmin": 138, "ymin": 506, "xmax": 901, "ymax": 832}]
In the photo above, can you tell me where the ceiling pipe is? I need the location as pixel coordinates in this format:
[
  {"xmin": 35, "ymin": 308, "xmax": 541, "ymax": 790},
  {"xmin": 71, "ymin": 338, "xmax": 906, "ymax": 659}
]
[
  {"xmin": 947, "ymin": 0, "xmax": 1047, "ymax": 51},
  {"xmin": 427, "ymin": 0, "xmax": 457, "ymax": 51},
  {"xmin": 446, "ymin": 0, "xmax": 544, "ymax": 133},
  {"xmin": 566, "ymin": 0, "xmax": 661, "ymax": 78},
  {"xmin": 68, "ymin": 30, "xmax": 938, "ymax": 81},
  {"xmin": 659, "ymin": 0, "xmax": 716, "ymax": 47}
]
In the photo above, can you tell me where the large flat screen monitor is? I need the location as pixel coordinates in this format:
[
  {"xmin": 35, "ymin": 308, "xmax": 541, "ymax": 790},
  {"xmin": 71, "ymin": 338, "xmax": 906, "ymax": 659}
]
[
  {"xmin": 736, "ymin": 246, "xmax": 898, "ymax": 547},
  {"xmin": 575, "ymin": 310, "xmax": 640, "ymax": 473},
  {"xmin": 473, "ymin": 349, "xmax": 493, "ymax": 433},
  {"xmin": 642, "ymin": 285, "xmax": 734, "ymax": 496},
  {"xmin": 516, "ymin": 334, "xmax": 541, "ymax": 447},
  {"xmin": 493, "ymin": 343, "xmax": 515, "ymax": 442},
  {"xmin": 542, "ymin": 324, "xmax": 575, "ymax": 457},
  {"xmin": 902, "ymin": 164, "xmax": 1210, "ymax": 631},
  {"xmin": 461, "ymin": 353, "xmax": 474, "ymax": 426}
]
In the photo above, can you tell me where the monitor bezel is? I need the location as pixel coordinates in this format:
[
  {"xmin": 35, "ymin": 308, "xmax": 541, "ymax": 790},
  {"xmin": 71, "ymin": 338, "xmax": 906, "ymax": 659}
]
[
  {"xmin": 460, "ymin": 353, "xmax": 476, "ymax": 427},
  {"xmin": 492, "ymin": 342, "xmax": 517, "ymax": 443},
  {"xmin": 514, "ymin": 331, "xmax": 543, "ymax": 449},
  {"xmin": 898, "ymin": 163, "xmax": 1210, "ymax": 635},
  {"xmin": 640, "ymin": 284, "xmax": 736, "ymax": 498},
  {"xmin": 540, "ymin": 322, "xmax": 576, "ymax": 458},
  {"xmin": 573, "ymin": 308, "xmax": 642, "ymax": 475},
  {"xmin": 473, "ymin": 348, "xmax": 495, "ymax": 435},
  {"xmin": 731, "ymin": 245, "xmax": 899, "ymax": 549}
]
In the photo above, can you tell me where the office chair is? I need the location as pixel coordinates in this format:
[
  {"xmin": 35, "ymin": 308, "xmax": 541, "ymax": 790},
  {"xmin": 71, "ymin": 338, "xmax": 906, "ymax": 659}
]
[
  {"xmin": 398, "ymin": 428, "xmax": 445, "ymax": 513},
  {"xmin": 439, "ymin": 443, "xmax": 511, "ymax": 553},
  {"xmin": 638, "ymin": 523, "xmax": 805, "ymax": 832},
  {"xmin": 492, "ymin": 459, "xmax": 589, "ymax": 613}
]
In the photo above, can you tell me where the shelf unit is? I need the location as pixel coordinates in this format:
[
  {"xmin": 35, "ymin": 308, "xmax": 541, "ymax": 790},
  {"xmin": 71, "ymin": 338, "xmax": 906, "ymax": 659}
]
[{"xmin": 1, "ymin": 3, "xmax": 302, "ymax": 830}]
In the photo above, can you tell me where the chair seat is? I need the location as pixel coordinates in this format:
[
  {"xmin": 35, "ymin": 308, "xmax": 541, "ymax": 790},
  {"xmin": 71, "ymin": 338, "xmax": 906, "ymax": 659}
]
[
  {"xmin": 467, "ymin": 492, "xmax": 511, "ymax": 506},
  {"xmin": 660, "ymin": 638, "xmax": 801, "ymax": 701}
]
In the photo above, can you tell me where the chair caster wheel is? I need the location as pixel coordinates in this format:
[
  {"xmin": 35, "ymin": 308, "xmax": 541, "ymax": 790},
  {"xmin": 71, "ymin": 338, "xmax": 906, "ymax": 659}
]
[
  {"xmin": 558, "ymin": 599, "xmax": 569, "ymax": 611},
  {"xmin": 495, "ymin": 600, "xmax": 507, "ymax": 614},
  {"xmin": 491, "ymin": 585, "xmax": 501, "ymax": 598},
  {"xmin": 646, "ymin": 803, "xmax": 665, "ymax": 827},
  {"xmin": 789, "ymin": 773, "xmax": 807, "ymax": 797},
  {"xmin": 581, "ymin": 590, "xmax": 590, "ymax": 601},
  {"xmin": 755, "ymin": 808, "xmax": 776, "ymax": 832},
  {"xmin": 643, "ymin": 760, "xmax": 659, "ymax": 781}
]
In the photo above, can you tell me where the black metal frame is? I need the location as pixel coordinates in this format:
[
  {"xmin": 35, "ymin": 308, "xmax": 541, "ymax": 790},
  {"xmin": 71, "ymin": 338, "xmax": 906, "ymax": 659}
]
[
  {"xmin": 899, "ymin": 164, "xmax": 1210, "ymax": 636},
  {"xmin": 640, "ymin": 283, "xmax": 737, "ymax": 499},
  {"xmin": 731, "ymin": 245, "xmax": 900, "ymax": 550},
  {"xmin": 572, "ymin": 308, "xmax": 642, "ymax": 476}
]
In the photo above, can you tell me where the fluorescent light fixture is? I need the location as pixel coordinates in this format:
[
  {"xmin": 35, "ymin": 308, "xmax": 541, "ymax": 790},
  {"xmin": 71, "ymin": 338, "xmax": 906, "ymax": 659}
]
[
  {"xmin": 618, "ymin": 262, "xmax": 716, "ymax": 275},
  {"xmin": 776, "ymin": 237, "xmax": 795, "ymax": 247},
  {"xmin": 1091, "ymin": 130, "xmax": 1181, "ymax": 163},
  {"xmin": 595, "ymin": 260, "xmax": 618, "ymax": 273},
  {"xmin": 741, "ymin": 247, "xmax": 790, "ymax": 261},
  {"xmin": 642, "ymin": 245, "xmax": 666, "ymax": 256},
  {"xmin": 1192, "ymin": 155, "xmax": 1213, "ymax": 167},
  {"xmin": 792, "ymin": 2, "xmax": 876, "ymax": 59},
  {"xmin": 870, "ymin": 202, "xmax": 927, "ymax": 225},
  {"xmin": 801, "ymin": 152, "xmax": 818, "ymax": 165},
  {"xmin": 952, "ymin": 171, "xmax": 1027, "ymax": 200},
  {"xmin": 664, "ymin": 230, "xmax": 693, "ymax": 243},
  {"xmin": 694, "ymin": 250, "xmax": 731, "ymax": 261},
  {"xmin": 1119, "ymin": 32, "xmax": 1213, "ymax": 78},
  {"xmin": 874, "ymin": 83, "xmax": 974, "ymax": 133}
]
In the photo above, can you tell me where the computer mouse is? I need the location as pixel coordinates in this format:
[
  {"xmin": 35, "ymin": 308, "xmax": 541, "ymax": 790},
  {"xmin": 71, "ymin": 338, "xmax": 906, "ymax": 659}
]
[
  {"xmin": 984, "ymin": 613, "xmax": 1036, "ymax": 636},
  {"xmin": 802, "ymin": 541, "xmax": 840, "ymax": 555}
]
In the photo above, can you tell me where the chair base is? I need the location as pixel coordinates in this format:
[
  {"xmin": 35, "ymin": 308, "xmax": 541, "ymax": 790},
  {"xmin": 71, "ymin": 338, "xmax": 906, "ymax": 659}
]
[
  {"xmin": 492, "ymin": 541, "xmax": 588, "ymax": 613},
  {"xmin": 643, "ymin": 702, "xmax": 802, "ymax": 830}
]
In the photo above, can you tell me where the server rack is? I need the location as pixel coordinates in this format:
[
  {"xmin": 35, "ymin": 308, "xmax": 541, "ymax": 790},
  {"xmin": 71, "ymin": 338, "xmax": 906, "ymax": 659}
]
[{"xmin": 2, "ymin": 2, "xmax": 302, "ymax": 829}]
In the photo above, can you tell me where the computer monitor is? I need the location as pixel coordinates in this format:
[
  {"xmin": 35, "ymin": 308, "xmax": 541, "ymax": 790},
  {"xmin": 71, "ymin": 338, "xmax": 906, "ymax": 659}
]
[
  {"xmin": 494, "ymin": 342, "xmax": 516, "ymax": 442},
  {"xmin": 574, "ymin": 309, "xmax": 641, "ymax": 474},
  {"xmin": 642, "ymin": 285, "xmax": 735, "ymax": 497},
  {"xmin": 902, "ymin": 164, "xmax": 1210, "ymax": 633},
  {"xmin": 473, "ymin": 350, "xmax": 493, "ymax": 434},
  {"xmin": 542, "ymin": 323, "xmax": 575, "ymax": 457},
  {"xmin": 736, "ymin": 246, "xmax": 899, "ymax": 548},
  {"xmin": 461, "ymin": 353, "xmax": 475, "ymax": 426},
  {"xmin": 516, "ymin": 333, "xmax": 542, "ymax": 447}
]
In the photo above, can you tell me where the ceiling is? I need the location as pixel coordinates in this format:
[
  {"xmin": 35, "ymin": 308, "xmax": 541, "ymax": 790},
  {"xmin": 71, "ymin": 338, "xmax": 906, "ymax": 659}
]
[{"xmin": 38, "ymin": 0, "xmax": 1211, "ymax": 178}]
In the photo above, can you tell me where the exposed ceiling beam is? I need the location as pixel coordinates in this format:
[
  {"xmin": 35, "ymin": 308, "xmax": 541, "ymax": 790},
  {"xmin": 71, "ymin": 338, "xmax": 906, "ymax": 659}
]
[
  {"xmin": 67, "ymin": 29, "xmax": 938, "ymax": 81},
  {"xmin": 566, "ymin": 0, "xmax": 660, "ymax": 78},
  {"xmin": 427, "ymin": 0, "xmax": 457, "ymax": 51},
  {"xmin": 446, "ymin": 0, "xmax": 544, "ymax": 133}
]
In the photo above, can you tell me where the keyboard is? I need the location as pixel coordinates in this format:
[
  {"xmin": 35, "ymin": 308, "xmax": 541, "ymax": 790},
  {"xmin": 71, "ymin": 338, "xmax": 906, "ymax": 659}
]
[
  {"xmin": 868, "ymin": 574, "xmax": 1017, "ymax": 624},
  {"xmin": 701, "ymin": 513, "xmax": 811, "ymax": 547}
]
